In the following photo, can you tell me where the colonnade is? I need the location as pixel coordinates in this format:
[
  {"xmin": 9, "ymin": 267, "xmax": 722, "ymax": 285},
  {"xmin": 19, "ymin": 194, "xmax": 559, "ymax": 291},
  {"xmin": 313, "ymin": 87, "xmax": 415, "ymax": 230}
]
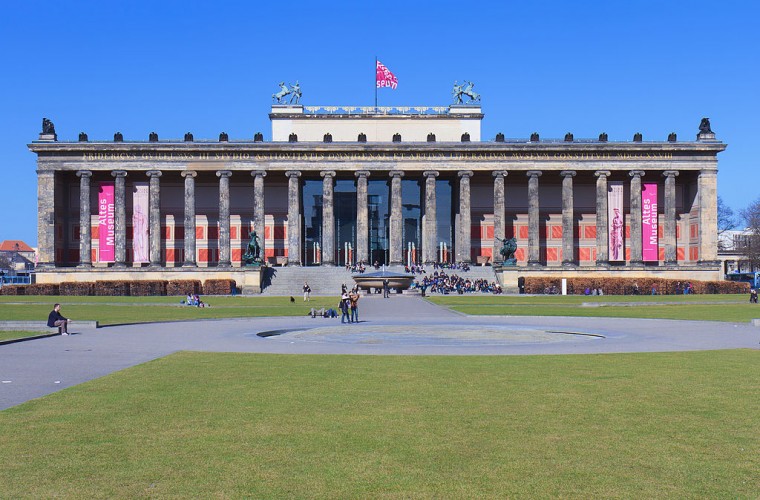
[{"xmin": 47, "ymin": 167, "xmax": 717, "ymax": 268}]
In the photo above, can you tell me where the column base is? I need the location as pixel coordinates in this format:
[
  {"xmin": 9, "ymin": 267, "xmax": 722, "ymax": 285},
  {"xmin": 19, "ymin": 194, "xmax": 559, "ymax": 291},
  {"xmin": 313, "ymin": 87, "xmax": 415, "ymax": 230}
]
[
  {"xmin": 287, "ymin": 262, "xmax": 301, "ymax": 267},
  {"xmin": 561, "ymin": 261, "xmax": 576, "ymax": 268},
  {"xmin": 664, "ymin": 260, "xmax": 678, "ymax": 266},
  {"xmin": 217, "ymin": 261, "xmax": 232, "ymax": 268},
  {"xmin": 77, "ymin": 263, "xmax": 92, "ymax": 269},
  {"xmin": 527, "ymin": 260, "xmax": 542, "ymax": 267},
  {"xmin": 630, "ymin": 260, "xmax": 644, "ymax": 268},
  {"xmin": 697, "ymin": 260, "xmax": 721, "ymax": 267},
  {"xmin": 113, "ymin": 262, "xmax": 127, "ymax": 268},
  {"xmin": 182, "ymin": 261, "xmax": 197, "ymax": 268}
]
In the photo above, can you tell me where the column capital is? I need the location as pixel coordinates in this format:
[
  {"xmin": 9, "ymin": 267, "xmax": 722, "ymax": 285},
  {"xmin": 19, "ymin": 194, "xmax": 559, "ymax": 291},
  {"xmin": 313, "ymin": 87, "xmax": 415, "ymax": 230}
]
[
  {"xmin": 423, "ymin": 170, "xmax": 439, "ymax": 178},
  {"xmin": 251, "ymin": 170, "xmax": 267, "ymax": 178},
  {"xmin": 388, "ymin": 170, "xmax": 404, "ymax": 179},
  {"xmin": 560, "ymin": 170, "xmax": 576, "ymax": 178},
  {"xmin": 628, "ymin": 170, "xmax": 646, "ymax": 178},
  {"xmin": 285, "ymin": 170, "xmax": 301, "ymax": 179},
  {"xmin": 216, "ymin": 170, "xmax": 232, "ymax": 178},
  {"xmin": 111, "ymin": 170, "xmax": 128, "ymax": 178},
  {"xmin": 181, "ymin": 170, "xmax": 197, "ymax": 178},
  {"xmin": 146, "ymin": 170, "xmax": 162, "ymax": 178},
  {"xmin": 76, "ymin": 170, "xmax": 92, "ymax": 178},
  {"xmin": 355, "ymin": 170, "xmax": 371, "ymax": 179},
  {"xmin": 662, "ymin": 170, "xmax": 680, "ymax": 178},
  {"xmin": 594, "ymin": 170, "xmax": 611, "ymax": 178},
  {"xmin": 492, "ymin": 170, "xmax": 508, "ymax": 179},
  {"xmin": 526, "ymin": 170, "xmax": 542, "ymax": 178},
  {"xmin": 320, "ymin": 170, "xmax": 337, "ymax": 179},
  {"xmin": 458, "ymin": 170, "xmax": 474, "ymax": 179}
]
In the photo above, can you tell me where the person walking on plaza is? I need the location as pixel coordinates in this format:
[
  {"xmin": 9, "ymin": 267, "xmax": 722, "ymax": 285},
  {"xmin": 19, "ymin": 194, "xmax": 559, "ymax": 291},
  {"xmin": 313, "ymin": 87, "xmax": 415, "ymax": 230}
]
[
  {"xmin": 340, "ymin": 292, "xmax": 351, "ymax": 323},
  {"xmin": 349, "ymin": 289, "xmax": 360, "ymax": 323},
  {"xmin": 47, "ymin": 303, "xmax": 70, "ymax": 335},
  {"xmin": 303, "ymin": 282, "xmax": 311, "ymax": 301},
  {"xmin": 382, "ymin": 279, "xmax": 390, "ymax": 298}
]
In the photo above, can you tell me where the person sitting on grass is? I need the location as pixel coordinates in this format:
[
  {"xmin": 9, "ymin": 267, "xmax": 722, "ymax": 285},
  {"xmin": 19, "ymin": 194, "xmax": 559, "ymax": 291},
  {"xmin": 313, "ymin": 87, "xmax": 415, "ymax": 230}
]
[{"xmin": 47, "ymin": 303, "xmax": 70, "ymax": 335}]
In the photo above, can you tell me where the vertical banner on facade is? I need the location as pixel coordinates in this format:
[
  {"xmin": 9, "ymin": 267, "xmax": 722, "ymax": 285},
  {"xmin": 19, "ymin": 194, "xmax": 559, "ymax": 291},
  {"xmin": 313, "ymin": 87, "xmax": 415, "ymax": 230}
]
[
  {"xmin": 98, "ymin": 182, "xmax": 115, "ymax": 262},
  {"xmin": 132, "ymin": 182, "xmax": 150, "ymax": 263},
  {"xmin": 608, "ymin": 181, "xmax": 624, "ymax": 262},
  {"xmin": 642, "ymin": 183, "xmax": 659, "ymax": 261}
]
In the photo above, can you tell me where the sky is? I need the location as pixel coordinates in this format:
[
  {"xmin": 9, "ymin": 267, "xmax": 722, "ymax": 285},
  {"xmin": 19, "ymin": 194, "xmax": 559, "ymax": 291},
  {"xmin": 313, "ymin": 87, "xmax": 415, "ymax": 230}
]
[{"xmin": 1, "ymin": 0, "xmax": 758, "ymax": 246}]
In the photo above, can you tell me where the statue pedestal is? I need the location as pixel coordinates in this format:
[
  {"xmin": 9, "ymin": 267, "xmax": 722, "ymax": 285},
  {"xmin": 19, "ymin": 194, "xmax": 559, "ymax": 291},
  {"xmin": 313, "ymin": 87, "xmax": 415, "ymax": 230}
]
[
  {"xmin": 38, "ymin": 133, "xmax": 57, "ymax": 141},
  {"xmin": 697, "ymin": 132, "xmax": 716, "ymax": 141},
  {"xmin": 271, "ymin": 105, "xmax": 303, "ymax": 114}
]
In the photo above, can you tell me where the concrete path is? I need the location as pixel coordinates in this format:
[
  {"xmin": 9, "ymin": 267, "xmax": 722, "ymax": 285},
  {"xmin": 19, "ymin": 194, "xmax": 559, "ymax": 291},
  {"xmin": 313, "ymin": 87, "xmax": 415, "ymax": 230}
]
[{"xmin": 1, "ymin": 295, "xmax": 758, "ymax": 410}]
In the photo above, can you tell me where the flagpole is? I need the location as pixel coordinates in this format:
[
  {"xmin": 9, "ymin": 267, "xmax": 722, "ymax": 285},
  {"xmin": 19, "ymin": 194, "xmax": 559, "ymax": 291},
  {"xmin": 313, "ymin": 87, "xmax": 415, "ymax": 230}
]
[{"xmin": 374, "ymin": 56, "xmax": 378, "ymax": 112}]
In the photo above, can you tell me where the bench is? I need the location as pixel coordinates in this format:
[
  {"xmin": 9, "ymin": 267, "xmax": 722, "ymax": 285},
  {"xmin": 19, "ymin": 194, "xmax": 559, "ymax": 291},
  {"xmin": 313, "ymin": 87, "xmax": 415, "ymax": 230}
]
[
  {"xmin": 476, "ymin": 256, "xmax": 491, "ymax": 266},
  {"xmin": 0, "ymin": 321, "xmax": 99, "ymax": 333}
]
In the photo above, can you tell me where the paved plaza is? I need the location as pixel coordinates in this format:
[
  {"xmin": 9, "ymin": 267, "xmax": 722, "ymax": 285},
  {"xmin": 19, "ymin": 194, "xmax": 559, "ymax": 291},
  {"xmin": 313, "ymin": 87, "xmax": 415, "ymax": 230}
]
[{"xmin": 1, "ymin": 296, "xmax": 758, "ymax": 410}]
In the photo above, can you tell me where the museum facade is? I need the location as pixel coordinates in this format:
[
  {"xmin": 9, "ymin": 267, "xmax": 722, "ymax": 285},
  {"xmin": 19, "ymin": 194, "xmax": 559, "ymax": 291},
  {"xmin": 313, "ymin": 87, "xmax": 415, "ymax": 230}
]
[{"xmin": 29, "ymin": 105, "xmax": 726, "ymax": 286}]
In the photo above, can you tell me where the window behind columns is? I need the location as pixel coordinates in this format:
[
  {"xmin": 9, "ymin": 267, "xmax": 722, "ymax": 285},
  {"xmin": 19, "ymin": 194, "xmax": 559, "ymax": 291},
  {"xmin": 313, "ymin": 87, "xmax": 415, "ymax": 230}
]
[
  {"xmin": 368, "ymin": 179, "xmax": 390, "ymax": 266},
  {"xmin": 334, "ymin": 180, "xmax": 357, "ymax": 265},
  {"xmin": 436, "ymin": 178, "xmax": 454, "ymax": 263},
  {"xmin": 302, "ymin": 179, "xmax": 322, "ymax": 266},
  {"xmin": 402, "ymin": 179, "xmax": 422, "ymax": 265}
]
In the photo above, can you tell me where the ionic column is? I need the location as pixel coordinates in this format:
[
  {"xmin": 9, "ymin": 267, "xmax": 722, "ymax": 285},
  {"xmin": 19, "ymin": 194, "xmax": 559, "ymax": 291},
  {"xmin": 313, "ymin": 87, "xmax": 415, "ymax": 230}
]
[
  {"xmin": 457, "ymin": 170, "xmax": 474, "ymax": 264},
  {"xmin": 181, "ymin": 171, "xmax": 197, "ymax": 267},
  {"xmin": 286, "ymin": 170, "xmax": 302, "ymax": 266},
  {"xmin": 561, "ymin": 170, "xmax": 576, "ymax": 266},
  {"xmin": 629, "ymin": 170, "xmax": 645, "ymax": 265},
  {"xmin": 216, "ymin": 170, "xmax": 232, "ymax": 267},
  {"xmin": 147, "ymin": 170, "xmax": 162, "ymax": 267},
  {"xmin": 526, "ymin": 170, "xmax": 542, "ymax": 266},
  {"xmin": 36, "ymin": 170, "xmax": 56, "ymax": 268},
  {"xmin": 355, "ymin": 170, "xmax": 370, "ymax": 264},
  {"xmin": 389, "ymin": 170, "xmax": 404, "ymax": 265},
  {"xmin": 594, "ymin": 170, "xmax": 611, "ymax": 266},
  {"xmin": 662, "ymin": 171, "xmax": 679, "ymax": 265},
  {"xmin": 423, "ymin": 170, "xmax": 439, "ymax": 264},
  {"xmin": 77, "ymin": 170, "xmax": 92, "ymax": 267},
  {"xmin": 321, "ymin": 170, "xmax": 336, "ymax": 266},
  {"xmin": 112, "ymin": 170, "xmax": 128, "ymax": 267},
  {"xmin": 492, "ymin": 171, "xmax": 507, "ymax": 263},
  {"xmin": 698, "ymin": 169, "xmax": 719, "ymax": 265},
  {"xmin": 252, "ymin": 170, "xmax": 267, "ymax": 259}
]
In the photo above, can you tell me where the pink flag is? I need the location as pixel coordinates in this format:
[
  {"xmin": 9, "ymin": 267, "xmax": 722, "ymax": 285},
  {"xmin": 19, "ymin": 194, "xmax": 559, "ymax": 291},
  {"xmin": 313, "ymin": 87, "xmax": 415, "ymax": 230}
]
[{"xmin": 376, "ymin": 60, "xmax": 398, "ymax": 89}]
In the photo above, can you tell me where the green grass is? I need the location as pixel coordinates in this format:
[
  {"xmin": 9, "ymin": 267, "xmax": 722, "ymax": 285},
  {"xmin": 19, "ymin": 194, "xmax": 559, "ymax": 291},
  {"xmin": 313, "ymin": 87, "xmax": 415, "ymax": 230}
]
[
  {"xmin": 0, "ymin": 296, "xmax": 338, "ymax": 325},
  {"xmin": 0, "ymin": 330, "xmax": 48, "ymax": 342},
  {"xmin": 428, "ymin": 294, "xmax": 760, "ymax": 322},
  {"xmin": 1, "ymin": 351, "xmax": 757, "ymax": 497}
]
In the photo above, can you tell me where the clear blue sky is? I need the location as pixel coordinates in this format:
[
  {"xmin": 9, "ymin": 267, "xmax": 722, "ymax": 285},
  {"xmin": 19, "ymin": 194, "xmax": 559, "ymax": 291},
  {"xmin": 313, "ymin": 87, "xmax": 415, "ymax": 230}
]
[{"xmin": 1, "ymin": 0, "xmax": 758, "ymax": 246}]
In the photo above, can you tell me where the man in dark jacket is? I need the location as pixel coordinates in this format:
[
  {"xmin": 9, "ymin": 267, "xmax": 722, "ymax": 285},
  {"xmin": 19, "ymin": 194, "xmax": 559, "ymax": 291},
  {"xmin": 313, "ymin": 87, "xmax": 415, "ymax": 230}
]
[{"xmin": 47, "ymin": 303, "xmax": 69, "ymax": 335}]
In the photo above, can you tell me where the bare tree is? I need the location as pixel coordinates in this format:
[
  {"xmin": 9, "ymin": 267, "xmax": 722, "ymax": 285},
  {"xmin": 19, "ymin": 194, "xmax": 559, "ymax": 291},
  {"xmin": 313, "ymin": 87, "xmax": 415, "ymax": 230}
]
[{"xmin": 738, "ymin": 198, "xmax": 760, "ymax": 270}]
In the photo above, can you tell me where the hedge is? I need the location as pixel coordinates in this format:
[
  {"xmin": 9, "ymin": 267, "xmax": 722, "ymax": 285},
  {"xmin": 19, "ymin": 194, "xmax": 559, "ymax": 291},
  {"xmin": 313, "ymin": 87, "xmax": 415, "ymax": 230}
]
[
  {"xmin": 203, "ymin": 279, "xmax": 236, "ymax": 295},
  {"xmin": 130, "ymin": 280, "xmax": 168, "ymax": 296},
  {"xmin": 94, "ymin": 281, "xmax": 131, "ymax": 296},
  {"xmin": 24, "ymin": 284, "xmax": 60, "ymax": 295},
  {"xmin": 60, "ymin": 282, "xmax": 95, "ymax": 296},
  {"xmin": 167, "ymin": 280, "xmax": 202, "ymax": 296},
  {"xmin": 0, "ymin": 285, "xmax": 25, "ymax": 296},
  {"xmin": 523, "ymin": 277, "xmax": 750, "ymax": 295}
]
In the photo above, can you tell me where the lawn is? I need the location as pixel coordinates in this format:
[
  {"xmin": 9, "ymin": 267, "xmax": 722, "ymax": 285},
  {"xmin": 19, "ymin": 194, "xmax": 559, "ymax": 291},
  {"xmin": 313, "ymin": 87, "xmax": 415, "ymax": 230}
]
[
  {"xmin": 1, "ymin": 350, "xmax": 757, "ymax": 497},
  {"xmin": 0, "ymin": 296, "xmax": 338, "ymax": 326},
  {"xmin": 0, "ymin": 330, "xmax": 48, "ymax": 342},
  {"xmin": 428, "ymin": 293, "xmax": 759, "ymax": 322}
]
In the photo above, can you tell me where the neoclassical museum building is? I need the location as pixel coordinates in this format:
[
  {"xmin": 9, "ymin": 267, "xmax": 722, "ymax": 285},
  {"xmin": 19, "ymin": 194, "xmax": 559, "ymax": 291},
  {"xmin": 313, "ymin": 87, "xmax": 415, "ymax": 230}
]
[{"xmin": 29, "ymin": 104, "xmax": 726, "ymax": 289}]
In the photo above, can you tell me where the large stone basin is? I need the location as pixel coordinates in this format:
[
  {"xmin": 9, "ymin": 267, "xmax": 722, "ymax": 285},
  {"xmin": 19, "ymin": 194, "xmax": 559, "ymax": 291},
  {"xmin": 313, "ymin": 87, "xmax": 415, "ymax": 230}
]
[{"xmin": 352, "ymin": 270, "xmax": 415, "ymax": 292}]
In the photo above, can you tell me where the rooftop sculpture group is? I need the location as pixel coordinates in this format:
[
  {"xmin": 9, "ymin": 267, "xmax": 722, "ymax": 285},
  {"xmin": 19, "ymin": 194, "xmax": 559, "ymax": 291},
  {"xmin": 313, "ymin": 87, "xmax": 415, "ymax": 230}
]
[
  {"xmin": 452, "ymin": 81, "xmax": 481, "ymax": 104},
  {"xmin": 272, "ymin": 81, "xmax": 302, "ymax": 105}
]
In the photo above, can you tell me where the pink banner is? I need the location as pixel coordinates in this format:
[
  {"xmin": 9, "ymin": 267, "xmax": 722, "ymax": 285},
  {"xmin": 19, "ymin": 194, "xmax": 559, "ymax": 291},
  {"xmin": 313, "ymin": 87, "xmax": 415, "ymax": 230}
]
[
  {"xmin": 98, "ymin": 182, "xmax": 115, "ymax": 262},
  {"xmin": 376, "ymin": 60, "xmax": 398, "ymax": 89},
  {"xmin": 608, "ymin": 182, "xmax": 624, "ymax": 261},
  {"xmin": 132, "ymin": 183, "xmax": 149, "ymax": 263},
  {"xmin": 642, "ymin": 183, "xmax": 658, "ymax": 261}
]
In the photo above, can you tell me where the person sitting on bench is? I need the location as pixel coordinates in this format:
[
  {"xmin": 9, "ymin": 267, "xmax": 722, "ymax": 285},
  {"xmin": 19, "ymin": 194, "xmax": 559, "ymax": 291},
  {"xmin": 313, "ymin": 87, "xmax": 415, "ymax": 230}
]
[{"xmin": 47, "ymin": 303, "xmax": 70, "ymax": 335}]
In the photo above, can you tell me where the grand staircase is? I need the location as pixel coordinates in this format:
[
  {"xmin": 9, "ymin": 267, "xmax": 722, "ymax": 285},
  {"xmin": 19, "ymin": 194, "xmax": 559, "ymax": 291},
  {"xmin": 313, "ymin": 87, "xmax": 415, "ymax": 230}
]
[{"xmin": 259, "ymin": 264, "xmax": 501, "ymax": 296}]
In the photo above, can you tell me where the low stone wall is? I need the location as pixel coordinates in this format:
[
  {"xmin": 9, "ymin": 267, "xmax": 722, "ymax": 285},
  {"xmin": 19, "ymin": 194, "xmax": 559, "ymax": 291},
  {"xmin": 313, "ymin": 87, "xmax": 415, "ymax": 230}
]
[{"xmin": 0, "ymin": 321, "xmax": 99, "ymax": 331}]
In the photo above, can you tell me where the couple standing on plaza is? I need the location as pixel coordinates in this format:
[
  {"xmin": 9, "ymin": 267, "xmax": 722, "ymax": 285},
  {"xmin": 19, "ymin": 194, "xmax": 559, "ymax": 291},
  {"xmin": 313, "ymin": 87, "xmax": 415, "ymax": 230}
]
[{"xmin": 340, "ymin": 287, "xmax": 360, "ymax": 324}]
